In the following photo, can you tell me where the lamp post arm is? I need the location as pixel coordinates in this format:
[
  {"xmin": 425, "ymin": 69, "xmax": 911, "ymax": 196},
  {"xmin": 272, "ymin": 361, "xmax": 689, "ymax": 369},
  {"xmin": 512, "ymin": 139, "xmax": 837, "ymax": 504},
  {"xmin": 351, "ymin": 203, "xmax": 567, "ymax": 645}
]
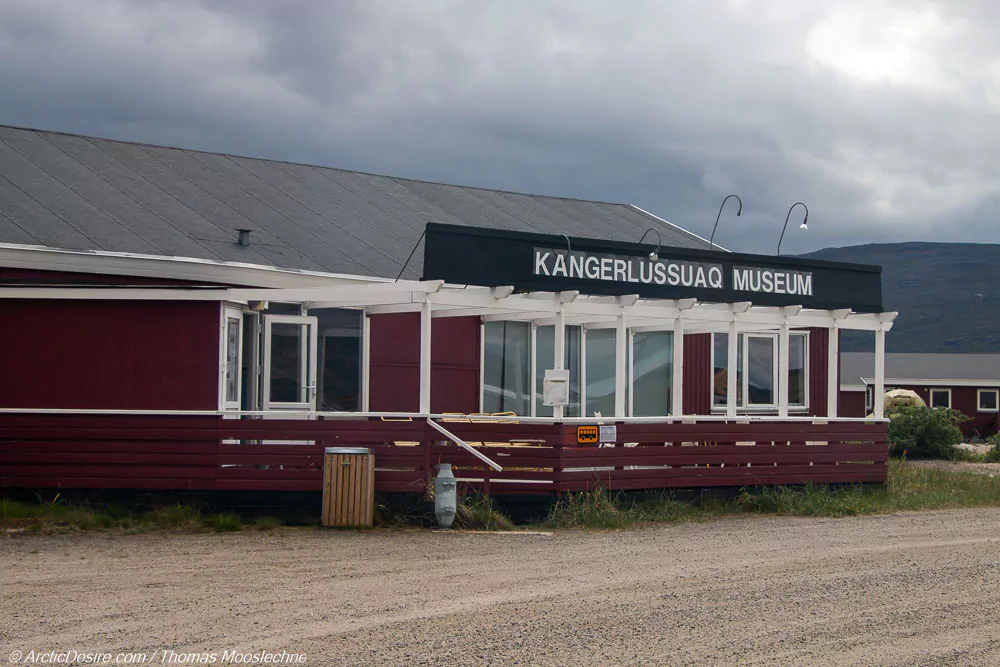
[
  {"xmin": 777, "ymin": 202, "xmax": 808, "ymax": 256},
  {"xmin": 709, "ymin": 194, "xmax": 743, "ymax": 251}
]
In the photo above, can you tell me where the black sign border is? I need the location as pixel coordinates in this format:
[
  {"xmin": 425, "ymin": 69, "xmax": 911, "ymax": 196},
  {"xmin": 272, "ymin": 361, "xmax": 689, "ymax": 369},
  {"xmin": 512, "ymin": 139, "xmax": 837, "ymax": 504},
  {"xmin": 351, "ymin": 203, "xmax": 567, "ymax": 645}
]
[{"xmin": 422, "ymin": 222, "xmax": 883, "ymax": 313}]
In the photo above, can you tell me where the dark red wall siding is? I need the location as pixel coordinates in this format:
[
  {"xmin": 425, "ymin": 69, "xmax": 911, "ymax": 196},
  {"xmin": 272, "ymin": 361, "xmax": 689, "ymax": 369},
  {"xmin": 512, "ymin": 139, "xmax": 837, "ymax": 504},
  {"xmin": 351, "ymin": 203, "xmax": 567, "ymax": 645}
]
[
  {"xmin": 683, "ymin": 333, "xmax": 711, "ymax": 415},
  {"xmin": 0, "ymin": 300, "xmax": 219, "ymax": 410},
  {"xmin": 368, "ymin": 314, "xmax": 480, "ymax": 413},
  {"xmin": 840, "ymin": 390, "xmax": 866, "ymax": 418},
  {"xmin": 808, "ymin": 327, "xmax": 830, "ymax": 417}
]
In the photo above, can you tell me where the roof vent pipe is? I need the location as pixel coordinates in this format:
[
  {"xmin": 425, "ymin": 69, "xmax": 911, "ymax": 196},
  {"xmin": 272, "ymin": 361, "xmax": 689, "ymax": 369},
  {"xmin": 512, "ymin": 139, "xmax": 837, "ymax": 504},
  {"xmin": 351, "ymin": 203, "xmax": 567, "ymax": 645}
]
[{"xmin": 237, "ymin": 228, "xmax": 252, "ymax": 246}]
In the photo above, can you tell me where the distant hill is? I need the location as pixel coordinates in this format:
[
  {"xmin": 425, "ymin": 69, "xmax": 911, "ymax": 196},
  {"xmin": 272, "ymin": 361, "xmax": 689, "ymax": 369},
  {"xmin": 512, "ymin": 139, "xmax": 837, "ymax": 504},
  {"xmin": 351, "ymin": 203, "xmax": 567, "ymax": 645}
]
[{"xmin": 801, "ymin": 243, "xmax": 1000, "ymax": 353}]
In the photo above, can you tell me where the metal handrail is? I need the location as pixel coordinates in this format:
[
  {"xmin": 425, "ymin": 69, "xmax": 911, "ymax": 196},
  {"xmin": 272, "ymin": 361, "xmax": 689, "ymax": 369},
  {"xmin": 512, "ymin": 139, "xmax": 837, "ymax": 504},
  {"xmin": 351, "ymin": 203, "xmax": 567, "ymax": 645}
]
[{"xmin": 426, "ymin": 418, "xmax": 503, "ymax": 472}]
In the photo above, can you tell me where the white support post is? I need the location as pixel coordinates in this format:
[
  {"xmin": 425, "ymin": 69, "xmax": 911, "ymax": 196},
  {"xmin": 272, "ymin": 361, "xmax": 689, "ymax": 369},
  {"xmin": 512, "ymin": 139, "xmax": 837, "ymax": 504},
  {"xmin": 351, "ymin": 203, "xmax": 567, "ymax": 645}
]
[
  {"xmin": 361, "ymin": 311, "xmax": 371, "ymax": 412},
  {"xmin": 778, "ymin": 319, "xmax": 790, "ymax": 418},
  {"xmin": 627, "ymin": 330, "xmax": 635, "ymax": 417},
  {"xmin": 615, "ymin": 312, "xmax": 627, "ymax": 418},
  {"xmin": 419, "ymin": 299, "xmax": 432, "ymax": 414},
  {"xmin": 553, "ymin": 307, "xmax": 566, "ymax": 421},
  {"xmin": 530, "ymin": 323, "xmax": 537, "ymax": 417},
  {"xmin": 672, "ymin": 316, "xmax": 684, "ymax": 416},
  {"xmin": 727, "ymin": 318, "xmax": 738, "ymax": 418},
  {"xmin": 827, "ymin": 326, "xmax": 839, "ymax": 418},
  {"xmin": 874, "ymin": 328, "xmax": 886, "ymax": 419}
]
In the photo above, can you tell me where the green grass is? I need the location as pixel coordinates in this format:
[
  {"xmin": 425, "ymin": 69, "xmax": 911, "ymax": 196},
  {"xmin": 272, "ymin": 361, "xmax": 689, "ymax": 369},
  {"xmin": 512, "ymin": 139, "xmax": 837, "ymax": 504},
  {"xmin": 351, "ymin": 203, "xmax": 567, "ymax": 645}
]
[
  {"xmin": 6, "ymin": 461, "xmax": 1000, "ymax": 534},
  {"xmin": 544, "ymin": 460, "xmax": 1000, "ymax": 530},
  {"xmin": 0, "ymin": 499, "xmax": 268, "ymax": 534}
]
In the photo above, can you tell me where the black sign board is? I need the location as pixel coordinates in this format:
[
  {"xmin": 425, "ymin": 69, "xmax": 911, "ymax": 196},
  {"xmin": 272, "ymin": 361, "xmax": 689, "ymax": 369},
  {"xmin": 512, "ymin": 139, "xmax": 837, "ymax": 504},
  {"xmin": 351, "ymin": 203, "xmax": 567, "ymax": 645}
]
[{"xmin": 422, "ymin": 222, "xmax": 883, "ymax": 312}]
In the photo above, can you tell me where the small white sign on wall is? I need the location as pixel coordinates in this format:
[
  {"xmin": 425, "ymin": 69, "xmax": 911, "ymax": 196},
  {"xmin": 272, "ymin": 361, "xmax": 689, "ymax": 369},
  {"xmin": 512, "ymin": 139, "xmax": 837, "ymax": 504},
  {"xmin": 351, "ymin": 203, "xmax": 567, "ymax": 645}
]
[{"xmin": 542, "ymin": 369, "xmax": 570, "ymax": 407}]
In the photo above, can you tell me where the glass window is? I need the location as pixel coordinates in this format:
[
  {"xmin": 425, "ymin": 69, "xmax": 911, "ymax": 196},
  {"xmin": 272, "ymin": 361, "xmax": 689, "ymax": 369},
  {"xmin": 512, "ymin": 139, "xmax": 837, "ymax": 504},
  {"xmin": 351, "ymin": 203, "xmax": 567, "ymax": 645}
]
[
  {"xmin": 713, "ymin": 332, "xmax": 746, "ymax": 407},
  {"xmin": 241, "ymin": 313, "xmax": 259, "ymax": 410},
  {"xmin": 269, "ymin": 322, "xmax": 306, "ymax": 403},
  {"xmin": 789, "ymin": 333, "xmax": 807, "ymax": 407},
  {"xmin": 482, "ymin": 321, "xmax": 531, "ymax": 415},
  {"xmin": 713, "ymin": 333, "xmax": 728, "ymax": 407},
  {"xmin": 745, "ymin": 335, "xmax": 775, "ymax": 406},
  {"xmin": 631, "ymin": 331, "xmax": 672, "ymax": 416},
  {"xmin": 585, "ymin": 328, "xmax": 617, "ymax": 417},
  {"xmin": 979, "ymin": 389, "xmax": 998, "ymax": 412},
  {"xmin": 224, "ymin": 315, "xmax": 241, "ymax": 404},
  {"xmin": 312, "ymin": 308, "xmax": 363, "ymax": 411},
  {"xmin": 535, "ymin": 325, "xmax": 581, "ymax": 417},
  {"xmin": 930, "ymin": 389, "xmax": 951, "ymax": 409}
]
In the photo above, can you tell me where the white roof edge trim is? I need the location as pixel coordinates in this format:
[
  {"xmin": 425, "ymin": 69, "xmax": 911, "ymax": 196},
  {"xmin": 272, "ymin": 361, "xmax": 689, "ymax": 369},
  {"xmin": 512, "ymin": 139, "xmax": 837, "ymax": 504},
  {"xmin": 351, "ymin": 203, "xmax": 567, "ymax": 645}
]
[
  {"xmin": 850, "ymin": 377, "xmax": 1000, "ymax": 388},
  {"xmin": 627, "ymin": 204, "xmax": 728, "ymax": 252},
  {"xmin": 0, "ymin": 242, "xmax": 394, "ymax": 288}
]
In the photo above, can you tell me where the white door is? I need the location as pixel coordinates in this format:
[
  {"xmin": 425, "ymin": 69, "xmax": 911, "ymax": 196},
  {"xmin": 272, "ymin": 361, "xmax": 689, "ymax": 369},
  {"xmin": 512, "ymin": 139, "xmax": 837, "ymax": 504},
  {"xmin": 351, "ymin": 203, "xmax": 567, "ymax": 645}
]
[
  {"xmin": 263, "ymin": 315, "xmax": 318, "ymax": 411},
  {"xmin": 221, "ymin": 307, "xmax": 245, "ymax": 411}
]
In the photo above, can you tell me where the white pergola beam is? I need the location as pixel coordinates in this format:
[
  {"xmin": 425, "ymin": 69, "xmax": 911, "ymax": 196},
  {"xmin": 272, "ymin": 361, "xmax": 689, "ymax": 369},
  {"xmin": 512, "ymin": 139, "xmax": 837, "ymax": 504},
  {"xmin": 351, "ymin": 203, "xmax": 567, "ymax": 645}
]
[
  {"xmin": 726, "ymin": 318, "xmax": 738, "ymax": 418},
  {"xmin": 615, "ymin": 312, "xmax": 627, "ymax": 417},
  {"xmin": 0, "ymin": 284, "xmax": 898, "ymax": 334},
  {"xmin": 419, "ymin": 299, "xmax": 432, "ymax": 413},
  {"xmin": 553, "ymin": 308, "xmax": 566, "ymax": 420},
  {"xmin": 874, "ymin": 328, "xmax": 886, "ymax": 419},
  {"xmin": 827, "ymin": 326, "xmax": 839, "ymax": 418},
  {"xmin": 778, "ymin": 318, "xmax": 790, "ymax": 417},
  {"xmin": 672, "ymin": 315, "xmax": 684, "ymax": 416}
]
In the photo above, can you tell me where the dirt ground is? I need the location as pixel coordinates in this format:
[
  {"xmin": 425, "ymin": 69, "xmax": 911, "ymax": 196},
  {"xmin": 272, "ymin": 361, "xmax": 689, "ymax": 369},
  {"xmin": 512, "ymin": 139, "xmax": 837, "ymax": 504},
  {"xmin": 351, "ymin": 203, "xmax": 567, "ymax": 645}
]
[{"xmin": 4, "ymin": 509, "xmax": 1000, "ymax": 666}]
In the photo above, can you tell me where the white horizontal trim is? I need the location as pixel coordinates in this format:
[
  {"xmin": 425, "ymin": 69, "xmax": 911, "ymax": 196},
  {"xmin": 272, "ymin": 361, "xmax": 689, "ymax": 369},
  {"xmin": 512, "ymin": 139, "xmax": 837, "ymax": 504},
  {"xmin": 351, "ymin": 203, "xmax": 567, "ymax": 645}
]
[
  {"xmin": 0, "ymin": 242, "xmax": 386, "ymax": 288},
  {"xmin": 851, "ymin": 378, "xmax": 1000, "ymax": 388},
  {"xmin": 0, "ymin": 408, "xmax": 886, "ymax": 423}
]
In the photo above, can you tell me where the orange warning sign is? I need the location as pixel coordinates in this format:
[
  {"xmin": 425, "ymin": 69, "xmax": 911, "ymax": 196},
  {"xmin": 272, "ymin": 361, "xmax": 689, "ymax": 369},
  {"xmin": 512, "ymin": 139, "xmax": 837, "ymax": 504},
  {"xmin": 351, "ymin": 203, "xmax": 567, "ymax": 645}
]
[{"xmin": 576, "ymin": 425, "xmax": 599, "ymax": 444}]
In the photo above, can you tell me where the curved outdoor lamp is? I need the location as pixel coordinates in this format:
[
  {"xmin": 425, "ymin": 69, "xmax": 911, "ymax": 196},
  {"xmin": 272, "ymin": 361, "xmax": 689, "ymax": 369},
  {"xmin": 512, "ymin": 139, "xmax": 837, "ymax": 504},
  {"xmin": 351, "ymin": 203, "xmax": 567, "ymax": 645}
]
[
  {"xmin": 638, "ymin": 227, "xmax": 663, "ymax": 261},
  {"xmin": 708, "ymin": 194, "xmax": 743, "ymax": 251},
  {"xmin": 777, "ymin": 202, "xmax": 809, "ymax": 256},
  {"xmin": 562, "ymin": 233, "xmax": 572, "ymax": 254}
]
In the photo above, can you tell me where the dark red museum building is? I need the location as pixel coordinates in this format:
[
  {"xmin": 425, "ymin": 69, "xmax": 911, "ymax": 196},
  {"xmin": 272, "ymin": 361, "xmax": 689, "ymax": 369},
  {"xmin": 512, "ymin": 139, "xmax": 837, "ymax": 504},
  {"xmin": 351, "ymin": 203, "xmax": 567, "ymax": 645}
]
[{"xmin": 0, "ymin": 125, "xmax": 897, "ymax": 494}]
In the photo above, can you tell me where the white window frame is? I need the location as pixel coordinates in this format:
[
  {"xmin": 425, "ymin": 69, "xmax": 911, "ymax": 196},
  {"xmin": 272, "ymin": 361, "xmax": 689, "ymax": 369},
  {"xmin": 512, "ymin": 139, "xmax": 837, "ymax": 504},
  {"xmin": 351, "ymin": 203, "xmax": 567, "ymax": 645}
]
[
  {"xmin": 628, "ymin": 329, "xmax": 675, "ymax": 417},
  {"xmin": 929, "ymin": 388, "xmax": 952, "ymax": 409},
  {"xmin": 787, "ymin": 331, "xmax": 810, "ymax": 410},
  {"xmin": 219, "ymin": 305, "xmax": 246, "ymax": 411},
  {"xmin": 262, "ymin": 314, "xmax": 319, "ymax": 411},
  {"xmin": 742, "ymin": 333, "xmax": 778, "ymax": 410},
  {"xmin": 978, "ymin": 389, "xmax": 999, "ymax": 413},
  {"xmin": 710, "ymin": 330, "xmax": 810, "ymax": 412}
]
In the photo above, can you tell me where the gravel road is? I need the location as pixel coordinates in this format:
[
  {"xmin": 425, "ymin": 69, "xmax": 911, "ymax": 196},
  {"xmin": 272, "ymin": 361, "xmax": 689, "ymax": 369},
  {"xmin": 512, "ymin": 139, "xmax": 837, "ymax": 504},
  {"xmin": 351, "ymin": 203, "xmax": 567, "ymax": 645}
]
[{"xmin": 4, "ymin": 509, "xmax": 1000, "ymax": 666}]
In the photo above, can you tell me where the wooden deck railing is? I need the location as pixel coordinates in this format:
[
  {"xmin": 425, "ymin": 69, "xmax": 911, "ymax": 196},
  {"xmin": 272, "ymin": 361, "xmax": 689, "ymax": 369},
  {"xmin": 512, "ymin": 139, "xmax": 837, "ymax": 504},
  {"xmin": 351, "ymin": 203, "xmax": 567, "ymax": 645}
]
[{"xmin": 0, "ymin": 413, "xmax": 889, "ymax": 494}]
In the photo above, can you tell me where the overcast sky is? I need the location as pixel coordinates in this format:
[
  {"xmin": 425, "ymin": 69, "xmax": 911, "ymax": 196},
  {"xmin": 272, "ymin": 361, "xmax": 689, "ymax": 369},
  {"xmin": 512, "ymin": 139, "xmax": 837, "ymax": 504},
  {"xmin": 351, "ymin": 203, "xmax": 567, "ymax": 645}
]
[{"xmin": 0, "ymin": 0, "xmax": 997, "ymax": 255}]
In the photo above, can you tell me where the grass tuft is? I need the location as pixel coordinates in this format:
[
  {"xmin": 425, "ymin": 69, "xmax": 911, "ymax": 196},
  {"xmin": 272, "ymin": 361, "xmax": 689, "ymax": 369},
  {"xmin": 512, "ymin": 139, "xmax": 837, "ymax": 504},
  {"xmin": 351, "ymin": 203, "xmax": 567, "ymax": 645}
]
[
  {"xmin": 454, "ymin": 494, "xmax": 514, "ymax": 531},
  {"xmin": 252, "ymin": 516, "xmax": 282, "ymax": 531},
  {"xmin": 203, "ymin": 512, "xmax": 243, "ymax": 532}
]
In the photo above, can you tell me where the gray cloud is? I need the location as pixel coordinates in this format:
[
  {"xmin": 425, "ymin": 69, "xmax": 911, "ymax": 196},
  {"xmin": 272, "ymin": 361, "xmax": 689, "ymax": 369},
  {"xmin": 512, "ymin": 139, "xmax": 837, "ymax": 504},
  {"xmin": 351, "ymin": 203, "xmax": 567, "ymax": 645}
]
[{"xmin": 0, "ymin": 0, "xmax": 997, "ymax": 255}]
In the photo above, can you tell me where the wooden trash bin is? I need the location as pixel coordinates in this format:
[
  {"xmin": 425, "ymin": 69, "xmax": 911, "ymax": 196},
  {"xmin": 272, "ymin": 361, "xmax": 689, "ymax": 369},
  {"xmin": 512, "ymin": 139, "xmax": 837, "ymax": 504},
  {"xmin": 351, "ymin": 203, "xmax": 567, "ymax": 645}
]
[{"xmin": 322, "ymin": 447, "xmax": 375, "ymax": 527}]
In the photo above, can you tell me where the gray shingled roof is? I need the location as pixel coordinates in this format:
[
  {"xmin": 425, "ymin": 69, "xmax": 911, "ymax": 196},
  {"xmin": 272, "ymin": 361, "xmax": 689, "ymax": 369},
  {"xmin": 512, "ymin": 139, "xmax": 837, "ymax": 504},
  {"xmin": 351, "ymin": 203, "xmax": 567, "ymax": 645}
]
[
  {"xmin": 0, "ymin": 125, "xmax": 713, "ymax": 279},
  {"xmin": 841, "ymin": 352, "xmax": 1000, "ymax": 384}
]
